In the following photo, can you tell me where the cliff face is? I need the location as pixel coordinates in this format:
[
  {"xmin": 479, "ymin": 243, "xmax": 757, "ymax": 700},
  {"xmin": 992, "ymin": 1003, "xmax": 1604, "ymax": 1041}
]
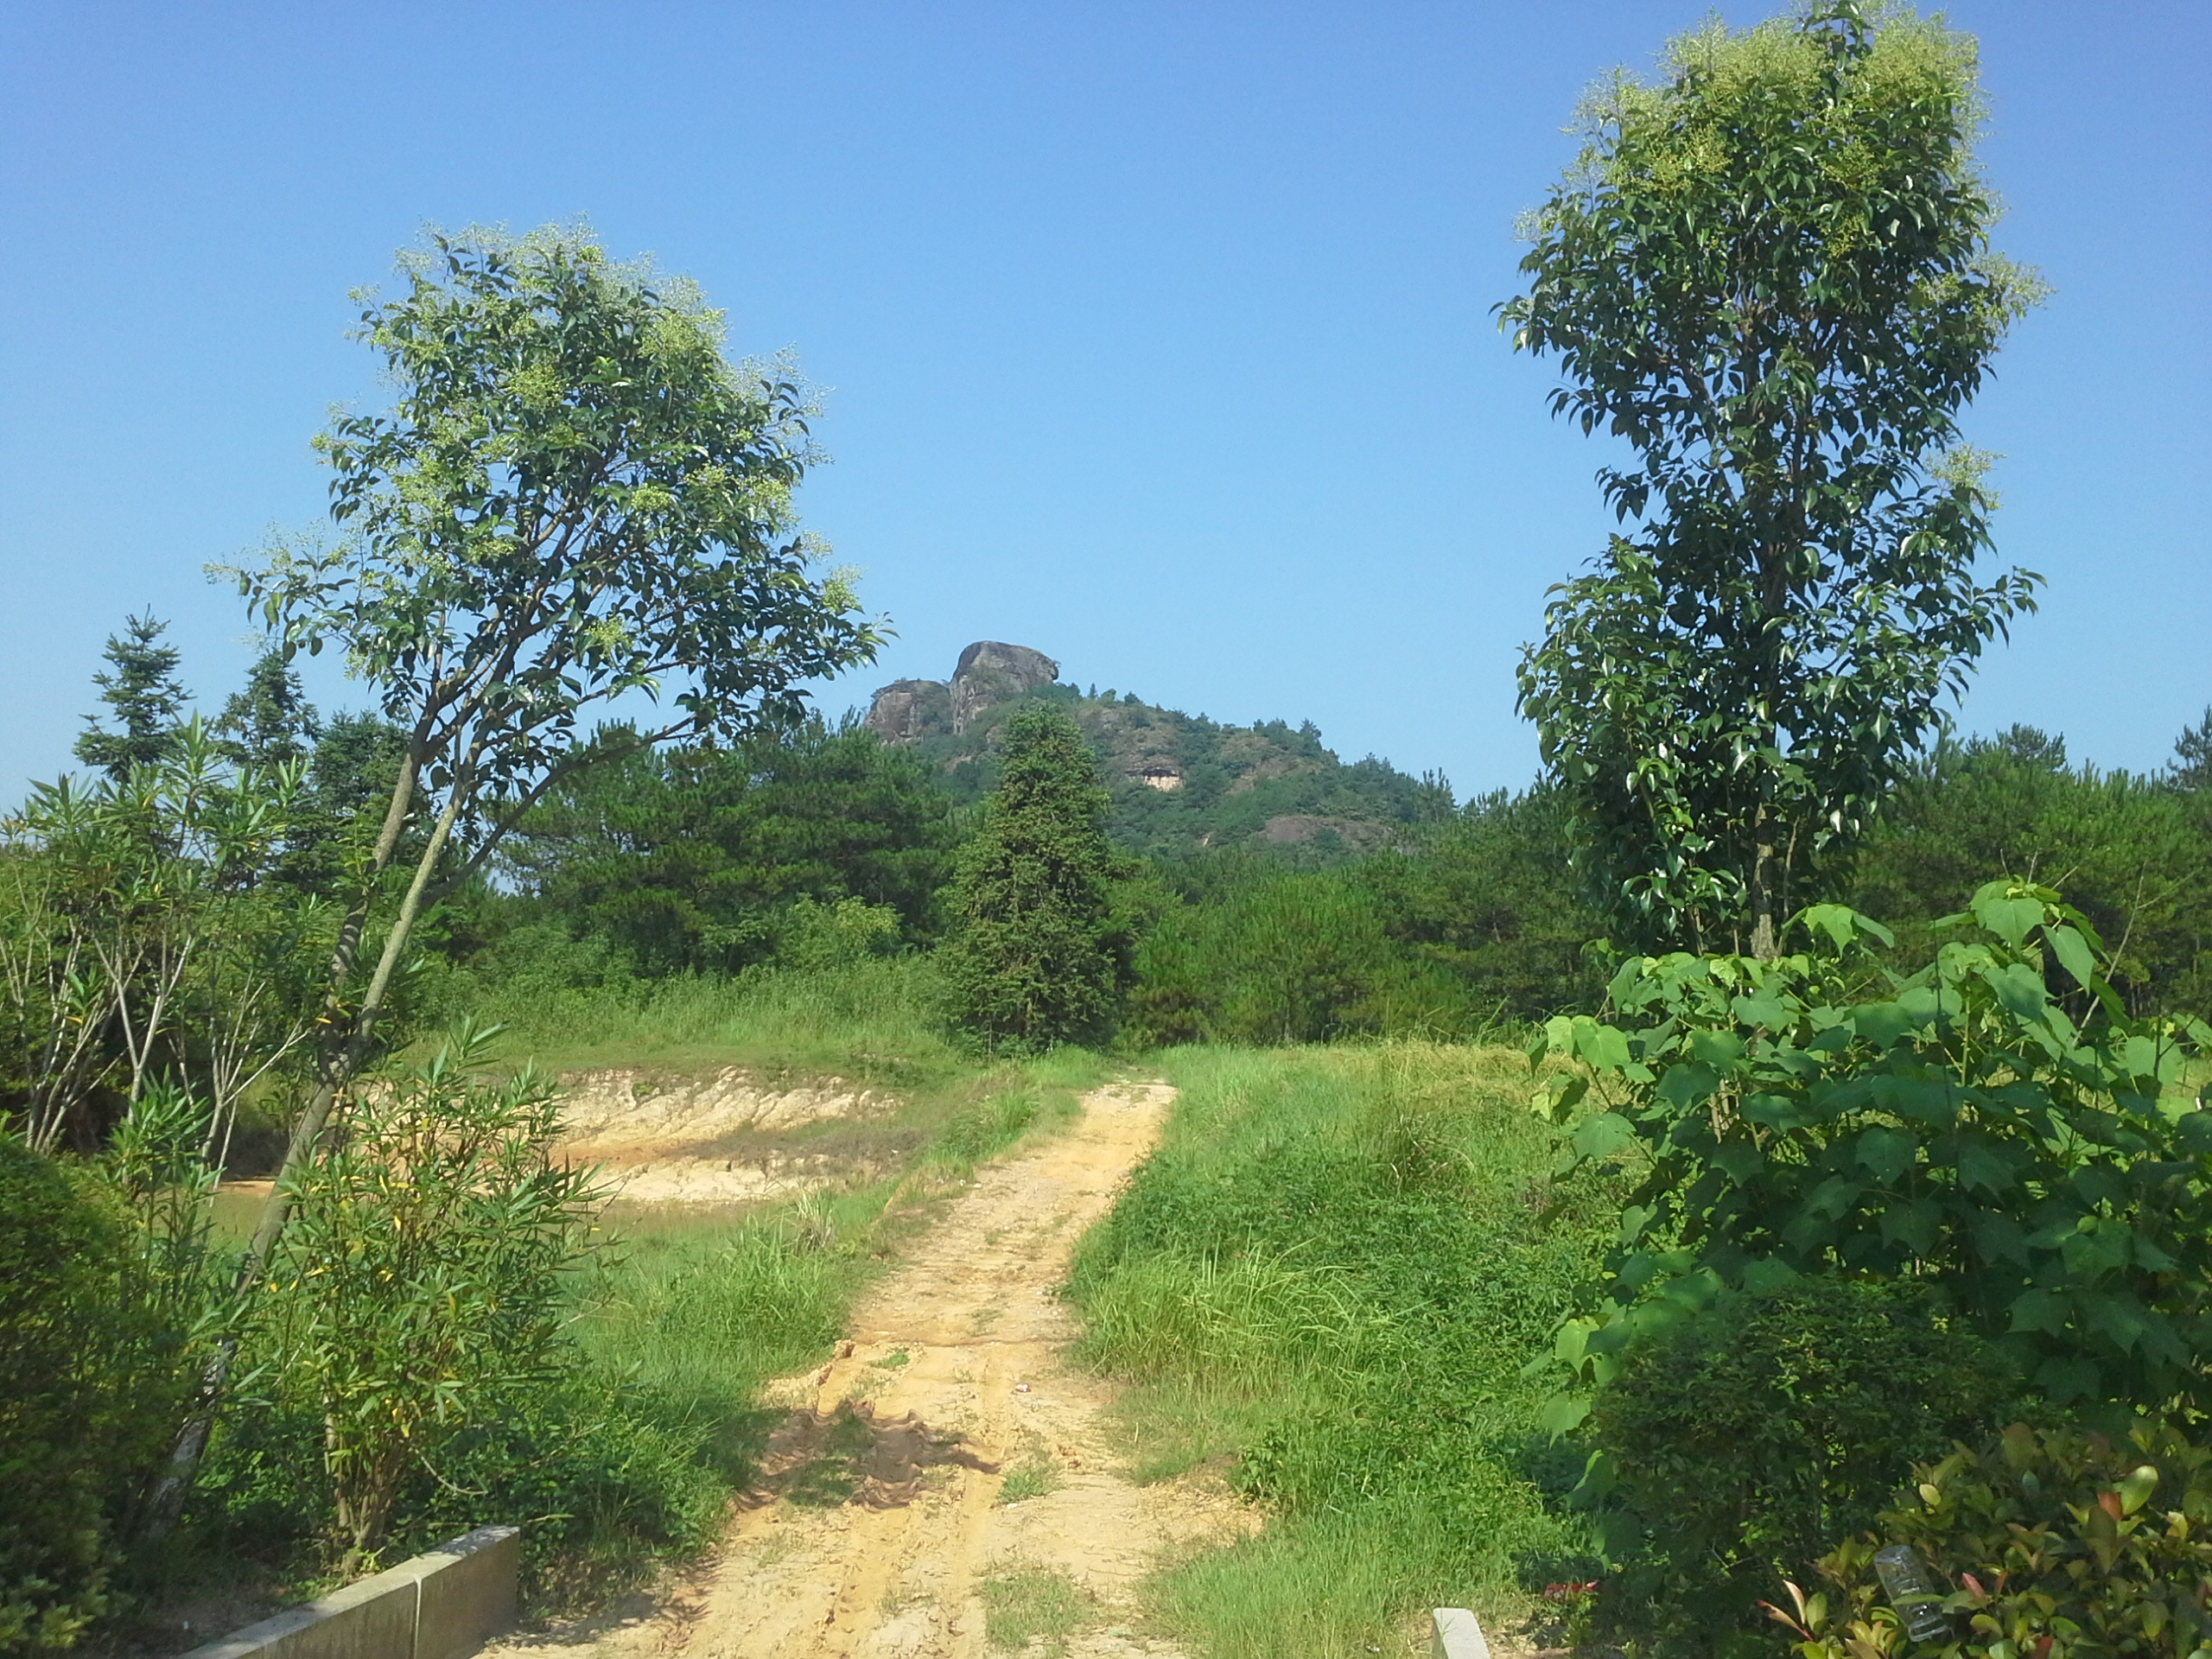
[
  {"xmin": 950, "ymin": 642, "xmax": 1058, "ymax": 734},
  {"xmin": 861, "ymin": 679, "xmax": 950, "ymax": 746},
  {"xmin": 862, "ymin": 642, "xmax": 1447, "ymax": 861},
  {"xmin": 862, "ymin": 641, "xmax": 1060, "ymax": 743}
]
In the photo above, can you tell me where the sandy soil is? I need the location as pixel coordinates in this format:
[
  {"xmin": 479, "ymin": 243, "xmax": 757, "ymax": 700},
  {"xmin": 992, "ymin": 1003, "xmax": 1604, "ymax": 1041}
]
[
  {"xmin": 558, "ymin": 1069, "xmax": 894, "ymax": 1205},
  {"xmin": 486, "ymin": 1079, "xmax": 1250, "ymax": 1659}
]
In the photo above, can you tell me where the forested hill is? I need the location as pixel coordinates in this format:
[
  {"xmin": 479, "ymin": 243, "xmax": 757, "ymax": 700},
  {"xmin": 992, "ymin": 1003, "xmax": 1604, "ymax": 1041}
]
[{"xmin": 861, "ymin": 640, "xmax": 1452, "ymax": 860}]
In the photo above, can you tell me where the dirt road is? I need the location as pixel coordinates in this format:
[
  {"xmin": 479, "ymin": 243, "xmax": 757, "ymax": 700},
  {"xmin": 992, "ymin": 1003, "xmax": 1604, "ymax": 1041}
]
[{"xmin": 493, "ymin": 1080, "xmax": 1245, "ymax": 1659}]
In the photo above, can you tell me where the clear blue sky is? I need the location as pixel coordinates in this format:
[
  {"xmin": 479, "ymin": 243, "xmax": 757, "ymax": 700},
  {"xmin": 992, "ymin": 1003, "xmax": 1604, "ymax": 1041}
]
[{"xmin": 2, "ymin": 1, "xmax": 2204, "ymax": 801}]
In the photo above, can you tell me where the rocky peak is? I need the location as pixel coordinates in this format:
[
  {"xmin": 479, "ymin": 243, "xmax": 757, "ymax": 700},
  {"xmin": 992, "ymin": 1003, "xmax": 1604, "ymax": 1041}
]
[
  {"xmin": 860, "ymin": 679, "xmax": 951, "ymax": 746},
  {"xmin": 862, "ymin": 641, "xmax": 1061, "ymax": 744},
  {"xmin": 950, "ymin": 642, "xmax": 1059, "ymax": 734}
]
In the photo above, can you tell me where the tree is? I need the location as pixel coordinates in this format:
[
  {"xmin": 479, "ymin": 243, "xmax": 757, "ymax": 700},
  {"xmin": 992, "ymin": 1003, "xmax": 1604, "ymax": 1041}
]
[
  {"xmin": 1503, "ymin": 3, "xmax": 2043, "ymax": 957},
  {"xmin": 503, "ymin": 717, "xmax": 959, "ymax": 975},
  {"xmin": 74, "ymin": 613, "xmax": 188, "ymax": 782},
  {"xmin": 2171, "ymin": 706, "xmax": 2212, "ymax": 792},
  {"xmin": 942, "ymin": 705, "xmax": 1130, "ymax": 1051},
  {"xmin": 213, "ymin": 647, "xmax": 320, "ymax": 771},
  {"xmin": 155, "ymin": 223, "xmax": 880, "ymax": 1515}
]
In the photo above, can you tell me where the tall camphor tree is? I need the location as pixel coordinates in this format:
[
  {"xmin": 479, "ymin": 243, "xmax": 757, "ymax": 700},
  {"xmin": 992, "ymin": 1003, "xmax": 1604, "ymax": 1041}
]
[
  {"xmin": 1503, "ymin": 2, "xmax": 2044, "ymax": 957},
  {"xmin": 153, "ymin": 224, "xmax": 882, "ymax": 1512}
]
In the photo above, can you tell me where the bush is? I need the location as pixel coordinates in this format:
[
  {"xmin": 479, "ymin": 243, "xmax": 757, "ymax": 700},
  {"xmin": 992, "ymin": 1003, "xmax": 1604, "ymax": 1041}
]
[
  {"xmin": 1585, "ymin": 1277, "xmax": 2018, "ymax": 1652},
  {"xmin": 257, "ymin": 1032, "xmax": 603, "ymax": 1564},
  {"xmin": 0, "ymin": 1141, "xmax": 176, "ymax": 1656},
  {"xmin": 1773, "ymin": 1420, "xmax": 2212, "ymax": 1659},
  {"xmin": 1541, "ymin": 882, "xmax": 2212, "ymax": 1425}
]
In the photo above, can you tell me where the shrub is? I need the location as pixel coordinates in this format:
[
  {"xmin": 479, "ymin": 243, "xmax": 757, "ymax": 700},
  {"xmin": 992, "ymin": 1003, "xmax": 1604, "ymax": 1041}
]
[
  {"xmin": 1584, "ymin": 1276, "xmax": 2018, "ymax": 1651},
  {"xmin": 0, "ymin": 1141, "xmax": 176, "ymax": 1656},
  {"xmin": 1771, "ymin": 1420, "xmax": 2212, "ymax": 1659},
  {"xmin": 1540, "ymin": 881, "xmax": 2212, "ymax": 1426},
  {"xmin": 257, "ymin": 1031, "xmax": 604, "ymax": 1564}
]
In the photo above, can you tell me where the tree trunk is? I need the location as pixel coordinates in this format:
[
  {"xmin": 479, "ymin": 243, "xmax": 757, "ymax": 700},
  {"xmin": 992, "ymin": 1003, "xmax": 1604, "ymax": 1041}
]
[{"xmin": 1748, "ymin": 842, "xmax": 1779, "ymax": 961}]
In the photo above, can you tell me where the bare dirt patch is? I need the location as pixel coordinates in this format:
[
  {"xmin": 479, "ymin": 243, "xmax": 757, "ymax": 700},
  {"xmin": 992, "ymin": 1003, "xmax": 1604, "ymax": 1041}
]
[
  {"xmin": 557, "ymin": 1068, "xmax": 898, "ymax": 1205},
  {"xmin": 484, "ymin": 1080, "xmax": 1249, "ymax": 1659}
]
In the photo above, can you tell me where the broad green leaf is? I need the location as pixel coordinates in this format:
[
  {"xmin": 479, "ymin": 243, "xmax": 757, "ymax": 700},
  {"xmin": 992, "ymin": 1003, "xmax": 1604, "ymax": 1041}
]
[
  {"xmin": 1853, "ymin": 1001, "xmax": 1916, "ymax": 1048},
  {"xmin": 1733, "ymin": 993, "xmax": 1793, "ymax": 1030},
  {"xmin": 1855, "ymin": 1126, "xmax": 1918, "ymax": 1185},
  {"xmin": 1688, "ymin": 1028, "xmax": 1746, "ymax": 1068},
  {"xmin": 1973, "ymin": 890, "xmax": 2045, "ymax": 949},
  {"xmin": 1572, "ymin": 1112, "xmax": 1637, "ymax": 1160},
  {"xmin": 2045, "ymin": 924, "xmax": 2098, "ymax": 990},
  {"xmin": 1955, "ymin": 1138, "xmax": 2016, "ymax": 1194},
  {"xmin": 1539, "ymin": 1392, "xmax": 1592, "ymax": 1438},
  {"xmin": 1980, "ymin": 962, "xmax": 2050, "ymax": 1025},
  {"xmin": 2118, "ymin": 1465, "xmax": 2160, "ymax": 1516}
]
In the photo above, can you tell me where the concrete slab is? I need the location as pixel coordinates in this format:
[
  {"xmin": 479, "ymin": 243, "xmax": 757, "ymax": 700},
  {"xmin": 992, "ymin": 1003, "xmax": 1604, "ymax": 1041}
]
[
  {"xmin": 1432, "ymin": 1607, "xmax": 1492, "ymax": 1659},
  {"xmin": 172, "ymin": 1527, "xmax": 518, "ymax": 1659}
]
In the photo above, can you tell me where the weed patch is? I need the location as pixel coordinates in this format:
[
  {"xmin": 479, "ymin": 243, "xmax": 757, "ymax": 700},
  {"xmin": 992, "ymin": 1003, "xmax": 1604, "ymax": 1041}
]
[
  {"xmin": 977, "ymin": 1564, "xmax": 1096, "ymax": 1654},
  {"xmin": 1066, "ymin": 1043, "xmax": 1621, "ymax": 1655}
]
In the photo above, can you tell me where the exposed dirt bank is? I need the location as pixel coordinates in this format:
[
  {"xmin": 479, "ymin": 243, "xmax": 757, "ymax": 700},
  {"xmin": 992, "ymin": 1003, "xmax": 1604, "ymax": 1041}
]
[{"xmin": 556, "ymin": 1067, "xmax": 895, "ymax": 1205}]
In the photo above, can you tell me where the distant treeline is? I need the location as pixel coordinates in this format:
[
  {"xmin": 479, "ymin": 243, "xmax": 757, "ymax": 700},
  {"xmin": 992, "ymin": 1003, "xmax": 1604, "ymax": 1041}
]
[{"xmin": 430, "ymin": 708, "xmax": 2212, "ymax": 1045}]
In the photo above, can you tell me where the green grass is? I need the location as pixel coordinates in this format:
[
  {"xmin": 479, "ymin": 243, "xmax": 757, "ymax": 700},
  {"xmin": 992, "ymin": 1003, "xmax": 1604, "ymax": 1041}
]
[
  {"xmin": 977, "ymin": 1564, "xmax": 1096, "ymax": 1654},
  {"xmin": 421, "ymin": 954, "xmax": 964, "ymax": 1089},
  {"xmin": 1065, "ymin": 1042, "xmax": 1623, "ymax": 1659}
]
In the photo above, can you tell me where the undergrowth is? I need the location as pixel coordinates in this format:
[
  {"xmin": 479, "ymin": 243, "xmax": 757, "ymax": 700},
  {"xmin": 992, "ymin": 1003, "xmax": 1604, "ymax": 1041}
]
[{"xmin": 1065, "ymin": 1043, "xmax": 1621, "ymax": 1659}]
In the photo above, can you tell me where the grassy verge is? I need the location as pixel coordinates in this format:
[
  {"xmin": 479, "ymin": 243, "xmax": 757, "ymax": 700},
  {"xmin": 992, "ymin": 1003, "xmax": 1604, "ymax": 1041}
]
[
  {"xmin": 418, "ymin": 955, "xmax": 964, "ymax": 1090},
  {"xmin": 1065, "ymin": 1042, "xmax": 1621, "ymax": 1659}
]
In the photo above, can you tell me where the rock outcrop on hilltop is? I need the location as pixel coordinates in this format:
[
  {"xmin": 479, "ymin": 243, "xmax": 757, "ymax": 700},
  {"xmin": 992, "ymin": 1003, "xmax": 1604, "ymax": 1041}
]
[
  {"xmin": 862, "ymin": 641, "xmax": 1062, "ymax": 742},
  {"xmin": 950, "ymin": 642, "xmax": 1059, "ymax": 734},
  {"xmin": 861, "ymin": 678, "xmax": 952, "ymax": 745},
  {"xmin": 861, "ymin": 639, "xmax": 1445, "ymax": 861}
]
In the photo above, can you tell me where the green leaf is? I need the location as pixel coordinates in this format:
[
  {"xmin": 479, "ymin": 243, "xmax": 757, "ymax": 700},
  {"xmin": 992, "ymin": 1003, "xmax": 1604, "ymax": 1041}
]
[
  {"xmin": 1853, "ymin": 1001, "xmax": 1916, "ymax": 1048},
  {"xmin": 1688, "ymin": 1028, "xmax": 1746, "ymax": 1069},
  {"xmin": 2117, "ymin": 1465, "xmax": 2159, "ymax": 1516},
  {"xmin": 1540, "ymin": 1392, "xmax": 1592, "ymax": 1438},
  {"xmin": 1973, "ymin": 890, "xmax": 2046, "ymax": 950},
  {"xmin": 1980, "ymin": 961, "xmax": 2053, "ymax": 1024},
  {"xmin": 1855, "ymin": 1126, "xmax": 1918, "ymax": 1185},
  {"xmin": 2045, "ymin": 924, "xmax": 2099, "ymax": 990},
  {"xmin": 1572, "ymin": 1112, "xmax": 1637, "ymax": 1161}
]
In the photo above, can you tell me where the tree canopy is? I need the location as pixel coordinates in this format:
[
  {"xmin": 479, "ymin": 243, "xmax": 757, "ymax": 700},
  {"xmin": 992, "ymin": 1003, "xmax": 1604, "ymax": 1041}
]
[{"xmin": 1505, "ymin": 1, "xmax": 2043, "ymax": 955}]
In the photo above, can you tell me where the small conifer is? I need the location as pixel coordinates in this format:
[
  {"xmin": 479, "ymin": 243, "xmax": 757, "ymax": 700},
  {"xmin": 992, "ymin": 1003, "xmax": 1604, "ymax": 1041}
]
[
  {"xmin": 74, "ymin": 611, "xmax": 189, "ymax": 780},
  {"xmin": 942, "ymin": 705, "xmax": 1128, "ymax": 1052}
]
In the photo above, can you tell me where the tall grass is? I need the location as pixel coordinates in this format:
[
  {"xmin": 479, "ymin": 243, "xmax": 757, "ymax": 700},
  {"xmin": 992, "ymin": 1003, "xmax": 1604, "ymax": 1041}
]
[
  {"xmin": 1065, "ymin": 1043, "xmax": 1622, "ymax": 1658},
  {"xmin": 422, "ymin": 955, "xmax": 960, "ymax": 1084}
]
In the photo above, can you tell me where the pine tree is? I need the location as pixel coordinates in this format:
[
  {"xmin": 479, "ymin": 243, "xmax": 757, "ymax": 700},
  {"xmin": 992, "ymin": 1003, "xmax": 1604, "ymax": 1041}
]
[
  {"xmin": 2172, "ymin": 707, "xmax": 2212, "ymax": 792},
  {"xmin": 942, "ymin": 705, "xmax": 1129, "ymax": 1052},
  {"xmin": 74, "ymin": 611, "xmax": 189, "ymax": 780},
  {"xmin": 214, "ymin": 647, "xmax": 320, "ymax": 769}
]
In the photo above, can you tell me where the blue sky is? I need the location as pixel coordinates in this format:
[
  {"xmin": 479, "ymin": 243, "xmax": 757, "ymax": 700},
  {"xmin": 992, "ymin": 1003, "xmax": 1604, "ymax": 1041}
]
[{"xmin": 2, "ymin": 1, "xmax": 2203, "ymax": 801}]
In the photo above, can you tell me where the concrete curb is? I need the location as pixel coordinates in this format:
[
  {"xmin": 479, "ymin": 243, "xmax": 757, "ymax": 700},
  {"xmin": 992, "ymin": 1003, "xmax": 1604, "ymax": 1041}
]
[
  {"xmin": 1432, "ymin": 1607, "xmax": 1492, "ymax": 1659},
  {"xmin": 175, "ymin": 1527, "xmax": 519, "ymax": 1659}
]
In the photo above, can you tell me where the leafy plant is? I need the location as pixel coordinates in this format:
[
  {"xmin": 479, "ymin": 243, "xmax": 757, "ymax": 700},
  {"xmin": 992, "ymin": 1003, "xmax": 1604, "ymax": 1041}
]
[
  {"xmin": 1504, "ymin": 2, "xmax": 2043, "ymax": 955},
  {"xmin": 1538, "ymin": 880, "xmax": 2212, "ymax": 1428},
  {"xmin": 0, "ymin": 1141, "xmax": 181, "ymax": 1656},
  {"xmin": 257, "ymin": 1027, "xmax": 605, "ymax": 1563},
  {"xmin": 1583, "ymin": 1276, "xmax": 2017, "ymax": 1651},
  {"xmin": 168, "ymin": 220, "xmax": 882, "ymax": 1512},
  {"xmin": 1769, "ymin": 1420, "xmax": 2212, "ymax": 1659}
]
